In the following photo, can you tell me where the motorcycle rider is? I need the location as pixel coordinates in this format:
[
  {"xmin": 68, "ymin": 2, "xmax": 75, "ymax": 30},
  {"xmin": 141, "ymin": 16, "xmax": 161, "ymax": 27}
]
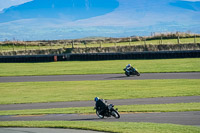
[
  {"xmin": 125, "ymin": 64, "xmax": 134, "ymax": 72},
  {"xmin": 94, "ymin": 97, "xmax": 108, "ymax": 115}
]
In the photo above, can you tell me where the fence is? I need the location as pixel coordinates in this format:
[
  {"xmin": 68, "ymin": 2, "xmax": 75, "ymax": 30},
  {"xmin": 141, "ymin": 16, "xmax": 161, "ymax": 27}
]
[
  {"xmin": 0, "ymin": 36, "xmax": 200, "ymax": 55},
  {"xmin": 0, "ymin": 50, "xmax": 199, "ymax": 63}
]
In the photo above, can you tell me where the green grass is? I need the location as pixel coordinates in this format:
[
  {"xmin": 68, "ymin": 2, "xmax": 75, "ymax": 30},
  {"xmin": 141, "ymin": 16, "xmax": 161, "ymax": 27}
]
[
  {"xmin": 0, "ymin": 58, "xmax": 200, "ymax": 76},
  {"xmin": 0, "ymin": 103, "xmax": 199, "ymax": 116},
  {"xmin": 0, "ymin": 121, "xmax": 199, "ymax": 133},
  {"xmin": 118, "ymin": 102, "xmax": 200, "ymax": 113},
  {"xmin": 0, "ymin": 79, "xmax": 199, "ymax": 104}
]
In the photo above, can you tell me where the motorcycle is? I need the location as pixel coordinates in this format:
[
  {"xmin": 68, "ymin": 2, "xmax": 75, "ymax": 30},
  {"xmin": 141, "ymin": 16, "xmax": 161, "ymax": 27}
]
[
  {"xmin": 95, "ymin": 104, "xmax": 120, "ymax": 119},
  {"xmin": 123, "ymin": 67, "xmax": 140, "ymax": 77}
]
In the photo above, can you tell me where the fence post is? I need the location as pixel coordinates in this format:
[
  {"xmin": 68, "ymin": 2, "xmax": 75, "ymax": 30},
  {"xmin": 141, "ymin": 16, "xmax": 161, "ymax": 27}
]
[
  {"xmin": 177, "ymin": 36, "xmax": 180, "ymax": 44},
  {"xmin": 64, "ymin": 42, "xmax": 66, "ymax": 48},
  {"xmin": 25, "ymin": 43, "xmax": 27, "ymax": 54},
  {"xmin": 0, "ymin": 44, "xmax": 2, "ymax": 53},
  {"xmin": 72, "ymin": 40, "xmax": 74, "ymax": 48},
  {"xmin": 129, "ymin": 37, "xmax": 131, "ymax": 45},
  {"xmin": 38, "ymin": 43, "xmax": 40, "ymax": 50},
  {"xmin": 114, "ymin": 42, "xmax": 117, "ymax": 52},
  {"xmin": 50, "ymin": 43, "xmax": 52, "ymax": 50},
  {"xmin": 114, "ymin": 42, "xmax": 116, "ymax": 47},
  {"xmin": 160, "ymin": 36, "xmax": 163, "ymax": 44},
  {"xmin": 194, "ymin": 35, "xmax": 196, "ymax": 44},
  {"xmin": 144, "ymin": 39, "xmax": 146, "ymax": 45},
  {"xmin": 84, "ymin": 42, "xmax": 87, "ymax": 48},
  {"xmin": 100, "ymin": 41, "xmax": 102, "ymax": 48},
  {"xmin": 12, "ymin": 42, "xmax": 15, "ymax": 52}
]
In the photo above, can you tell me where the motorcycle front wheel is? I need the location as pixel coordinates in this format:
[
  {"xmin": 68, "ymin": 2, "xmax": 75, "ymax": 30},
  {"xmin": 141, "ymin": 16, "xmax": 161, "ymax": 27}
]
[
  {"xmin": 96, "ymin": 110, "xmax": 104, "ymax": 119},
  {"xmin": 137, "ymin": 72, "xmax": 140, "ymax": 76},
  {"xmin": 111, "ymin": 110, "xmax": 120, "ymax": 119}
]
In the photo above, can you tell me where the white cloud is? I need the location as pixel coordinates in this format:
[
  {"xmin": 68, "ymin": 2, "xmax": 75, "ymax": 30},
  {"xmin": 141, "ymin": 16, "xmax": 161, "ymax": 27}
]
[{"xmin": 181, "ymin": 0, "xmax": 200, "ymax": 2}]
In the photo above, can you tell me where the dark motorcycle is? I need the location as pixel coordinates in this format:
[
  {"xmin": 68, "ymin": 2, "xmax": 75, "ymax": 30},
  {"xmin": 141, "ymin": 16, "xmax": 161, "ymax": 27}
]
[
  {"xmin": 95, "ymin": 104, "xmax": 120, "ymax": 119},
  {"xmin": 123, "ymin": 67, "xmax": 140, "ymax": 77}
]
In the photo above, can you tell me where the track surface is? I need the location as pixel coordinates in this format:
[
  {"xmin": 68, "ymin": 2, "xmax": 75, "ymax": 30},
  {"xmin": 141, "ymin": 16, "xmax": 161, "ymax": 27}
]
[
  {"xmin": 0, "ymin": 96, "xmax": 199, "ymax": 126},
  {"xmin": 0, "ymin": 96, "xmax": 199, "ymax": 110},
  {"xmin": 1, "ymin": 111, "xmax": 199, "ymax": 126},
  {"xmin": 0, "ymin": 73, "xmax": 200, "ymax": 130},
  {"xmin": 0, "ymin": 72, "xmax": 200, "ymax": 82}
]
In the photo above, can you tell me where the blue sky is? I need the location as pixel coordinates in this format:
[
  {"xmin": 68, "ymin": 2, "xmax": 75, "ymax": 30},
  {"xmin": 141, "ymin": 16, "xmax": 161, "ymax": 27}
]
[{"xmin": 0, "ymin": 0, "xmax": 200, "ymax": 41}]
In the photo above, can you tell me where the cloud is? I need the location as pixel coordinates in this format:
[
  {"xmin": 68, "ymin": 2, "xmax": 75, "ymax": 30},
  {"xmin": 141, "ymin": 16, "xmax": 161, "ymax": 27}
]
[
  {"xmin": 181, "ymin": 0, "xmax": 200, "ymax": 2},
  {"xmin": 170, "ymin": 0, "xmax": 200, "ymax": 11}
]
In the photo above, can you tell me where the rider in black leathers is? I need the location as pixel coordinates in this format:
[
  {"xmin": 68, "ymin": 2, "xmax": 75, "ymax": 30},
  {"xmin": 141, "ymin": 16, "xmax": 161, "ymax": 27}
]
[
  {"xmin": 125, "ymin": 64, "xmax": 134, "ymax": 72},
  {"xmin": 94, "ymin": 97, "xmax": 108, "ymax": 115}
]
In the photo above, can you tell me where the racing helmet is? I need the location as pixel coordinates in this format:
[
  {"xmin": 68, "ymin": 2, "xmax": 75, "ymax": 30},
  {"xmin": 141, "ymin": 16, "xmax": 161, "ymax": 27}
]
[
  {"xmin": 127, "ymin": 64, "xmax": 131, "ymax": 67},
  {"xmin": 94, "ymin": 97, "xmax": 99, "ymax": 102}
]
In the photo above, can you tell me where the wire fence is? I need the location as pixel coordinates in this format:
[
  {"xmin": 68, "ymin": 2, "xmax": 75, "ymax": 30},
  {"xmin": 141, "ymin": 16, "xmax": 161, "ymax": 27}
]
[{"xmin": 0, "ymin": 36, "xmax": 200, "ymax": 54}]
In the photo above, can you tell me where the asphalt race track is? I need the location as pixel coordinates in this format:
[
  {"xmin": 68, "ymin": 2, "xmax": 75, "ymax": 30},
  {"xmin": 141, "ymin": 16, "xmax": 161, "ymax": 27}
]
[
  {"xmin": 0, "ymin": 72, "xmax": 200, "ymax": 82},
  {"xmin": 0, "ymin": 72, "xmax": 200, "ymax": 133},
  {"xmin": 0, "ymin": 96, "xmax": 200, "ymax": 126},
  {"xmin": 0, "ymin": 96, "xmax": 199, "ymax": 110},
  {"xmin": 1, "ymin": 111, "xmax": 199, "ymax": 126}
]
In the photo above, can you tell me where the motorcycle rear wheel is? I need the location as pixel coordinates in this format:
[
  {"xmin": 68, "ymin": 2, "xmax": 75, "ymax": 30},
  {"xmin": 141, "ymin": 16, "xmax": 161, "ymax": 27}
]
[
  {"xmin": 96, "ymin": 110, "xmax": 104, "ymax": 119},
  {"xmin": 125, "ymin": 72, "xmax": 130, "ymax": 77},
  {"xmin": 111, "ymin": 110, "xmax": 120, "ymax": 119}
]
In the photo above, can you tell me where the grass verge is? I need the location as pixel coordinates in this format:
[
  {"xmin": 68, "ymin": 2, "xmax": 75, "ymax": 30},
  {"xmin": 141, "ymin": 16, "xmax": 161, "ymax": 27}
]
[
  {"xmin": 0, "ymin": 121, "xmax": 199, "ymax": 133},
  {"xmin": 0, "ymin": 58, "xmax": 200, "ymax": 76},
  {"xmin": 0, "ymin": 103, "xmax": 199, "ymax": 116},
  {"xmin": 0, "ymin": 79, "xmax": 199, "ymax": 104}
]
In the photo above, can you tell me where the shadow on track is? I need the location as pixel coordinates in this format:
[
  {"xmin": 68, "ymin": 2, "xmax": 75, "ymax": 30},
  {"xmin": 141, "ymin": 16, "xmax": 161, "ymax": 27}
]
[
  {"xmin": 70, "ymin": 118, "xmax": 100, "ymax": 121},
  {"xmin": 105, "ymin": 75, "xmax": 135, "ymax": 79},
  {"xmin": 105, "ymin": 75, "xmax": 140, "ymax": 80}
]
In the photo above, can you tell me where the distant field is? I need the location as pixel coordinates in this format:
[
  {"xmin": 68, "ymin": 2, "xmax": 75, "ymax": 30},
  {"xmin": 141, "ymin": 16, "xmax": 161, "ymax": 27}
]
[
  {"xmin": 0, "ymin": 79, "xmax": 199, "ymax": 104},
  {"xmin": 84, "ymin": 37, "xmax": 200, "ymax": 47},
  {"xmin": 0, "ymin": 58, "xmax": 199, "ymax": 76},
  {"xmin": 0, "ymin": 37, "xmax": 199, "ymax": 51}
]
